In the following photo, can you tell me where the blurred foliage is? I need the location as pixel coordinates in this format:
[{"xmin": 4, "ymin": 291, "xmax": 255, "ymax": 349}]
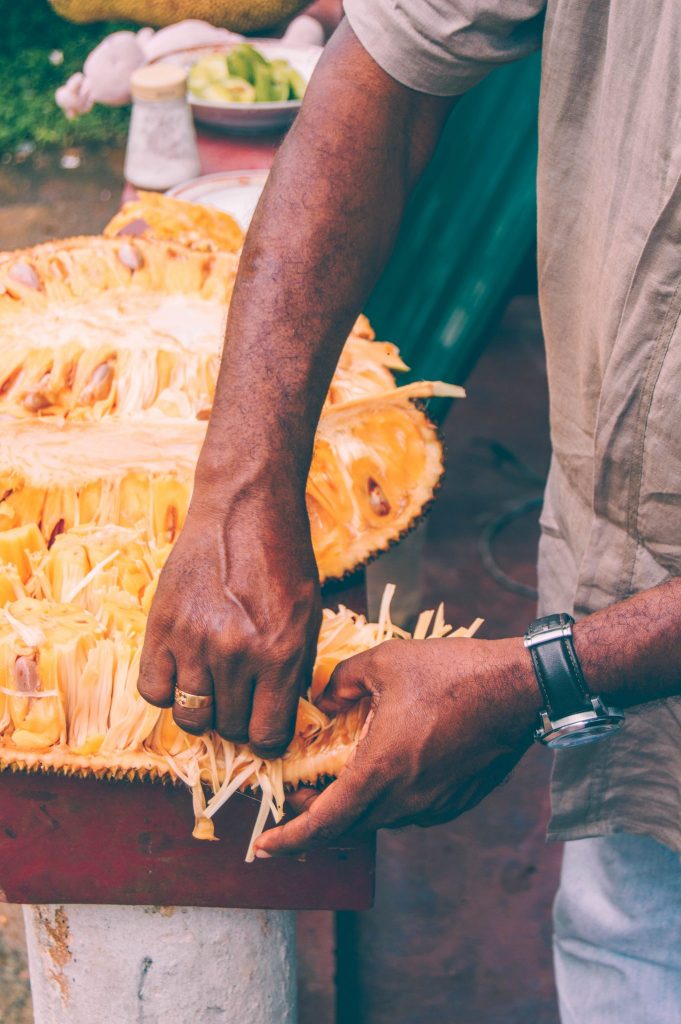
[{"xmin": 0, "ymin": 0, "xmax": 134, "ymax": 152}]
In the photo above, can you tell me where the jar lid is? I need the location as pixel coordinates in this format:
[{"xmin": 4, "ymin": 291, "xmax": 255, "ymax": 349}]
[{"xmin": 130, "ymin": 64, "xmax": 188, "ymax": 102}]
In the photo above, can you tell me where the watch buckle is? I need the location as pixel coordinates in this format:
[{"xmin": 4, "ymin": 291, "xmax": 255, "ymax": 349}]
[{"xmin": 524, "ymin": 622, "xmax": 573, "ymax": 648}]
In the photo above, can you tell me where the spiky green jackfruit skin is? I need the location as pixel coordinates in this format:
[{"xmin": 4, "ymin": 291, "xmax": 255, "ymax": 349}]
[{"xmin": 49, "ymin": 0, "xmax": 308, "ymax": 31}]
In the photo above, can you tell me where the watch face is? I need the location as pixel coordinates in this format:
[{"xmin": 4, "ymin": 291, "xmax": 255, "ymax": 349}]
[{"xmin": 545, "ymin": 719, "xmax": 623, "ymax": 749}]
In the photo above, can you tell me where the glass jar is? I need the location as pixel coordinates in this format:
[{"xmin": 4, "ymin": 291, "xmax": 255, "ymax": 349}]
[{"xmin": 124, "ymin": 64, "xmax": 201, "ymax": 191}]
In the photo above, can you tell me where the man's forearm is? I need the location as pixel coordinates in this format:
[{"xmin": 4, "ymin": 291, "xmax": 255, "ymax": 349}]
[
  {"xmin": 508, "ymin": 578, "xmax": 681, "ymax": 721},
  {"xmin": 194, "ymin": 21, "xmax": 454, "ymax": 504},
  {"xmin": 573, "ymin": 578, "xmax": 681, "ymax": 708},
  {"xmin": 139, "ymin": 22, "xmax": 455, "ymax": 750}
]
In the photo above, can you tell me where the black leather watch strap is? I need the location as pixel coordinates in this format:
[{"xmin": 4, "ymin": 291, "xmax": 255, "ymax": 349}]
[{"xmin": 525, "ymin": 613, "xmax": 592, "ymax": 720}]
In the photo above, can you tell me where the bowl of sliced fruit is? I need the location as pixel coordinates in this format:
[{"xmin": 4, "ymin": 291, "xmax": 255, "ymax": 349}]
[{"xmin": 159, "ymin": 40, "xmax": 322, "ymax": 133}]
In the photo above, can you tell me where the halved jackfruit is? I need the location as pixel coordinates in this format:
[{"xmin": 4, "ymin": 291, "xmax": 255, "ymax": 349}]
[{"xmin": 0, "ymin": 236, "xmax": 463, "ymax": 580}]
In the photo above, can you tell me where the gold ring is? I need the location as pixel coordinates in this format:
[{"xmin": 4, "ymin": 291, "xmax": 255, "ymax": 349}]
[{"xmin": 174, "ymin": 689, "xmax": 214, "ymax": 710}]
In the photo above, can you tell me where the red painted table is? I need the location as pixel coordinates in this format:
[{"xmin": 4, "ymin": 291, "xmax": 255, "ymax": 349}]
[
  {"xmin": 0, "ymin": 128, "xmax": 376, "ymax": 911},
  {"xmin": 195, "ymin": 126, "xmax": 281, "ymax": 173}
]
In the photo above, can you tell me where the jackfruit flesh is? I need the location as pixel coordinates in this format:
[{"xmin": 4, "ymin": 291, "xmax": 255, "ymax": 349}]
[
  {"xmin": 0, "ymin": 236, "xmax": 464, "ymax": 580},
  {"xmin": 104, "ymin": 192, "xmax": 244, "ymax": 254}
]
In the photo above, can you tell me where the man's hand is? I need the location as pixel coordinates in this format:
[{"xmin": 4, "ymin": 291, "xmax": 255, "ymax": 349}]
[
  {"xmin": 253, "ymin": 635, "xmax": 539, "ymax": 856},
  {"xmin": 137, "ymin": 493, "xmax": 321, "ymax": 758}
]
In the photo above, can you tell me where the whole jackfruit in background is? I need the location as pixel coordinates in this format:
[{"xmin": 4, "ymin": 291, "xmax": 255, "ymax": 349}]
[{"xmin": 49, "ymin": 0, "xmax": 308, "ymax": 32}]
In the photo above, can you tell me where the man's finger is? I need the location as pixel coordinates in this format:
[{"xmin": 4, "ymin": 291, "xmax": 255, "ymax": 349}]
[
  {"xmin": 249, "ymin": 664, "xmax": 302, "ymax": 759},
  {"xmin": 253, "ymin": 737, "xmax": 382, "ymax": 856},
  {"xmin": 285, "ymin": 786, "xmax": 320, "ymax": 816},
  {"xmin": 172, "ymin": 664, "xmax": 215, "ymax": 736},
  {"xmin": 316, "ymin": 651, "xmax": 374, "ymax": 716},
  {"xmin": 137, "ymin": 637, "xmax": 176, "ymax": 708},
  {"xmin": 213, "ymin": 655, "xmax": 255, "ymax": 744}
]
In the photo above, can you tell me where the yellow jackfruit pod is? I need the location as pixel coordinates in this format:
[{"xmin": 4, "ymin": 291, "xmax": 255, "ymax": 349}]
[
  {"xmin": 0, "ymin": 524, "xmax": 47, "ymax": 583},
  {"xmin": 0, "ymin": 598, "xmax": 104, "ymax": 752},
  {"xmin": 140, "ymin": 573, "xmax": 159, "ymax": 615},
  {"xmin": 36, "ymin": 526, "xmax": 156, "ymax": 610},
  {"xmin": 0, "ymin": 564, "xmax": 25, "ymax": 607},
  {"xmin": 41, "ymin": 540, "xmax": 90, "ymax": 603},
  {"xmin": 151, "ymin": 476, "xmax": 190, "ymax": 545},
  {"xmin": 97, "ymin": 593, "xmax": 147, "ymax": 637}
]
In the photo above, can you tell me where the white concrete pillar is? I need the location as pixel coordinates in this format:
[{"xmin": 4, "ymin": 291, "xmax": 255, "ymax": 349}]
[{"xmin": 23, "ymin": 905, "xmax": 298, "ymax": 1024}]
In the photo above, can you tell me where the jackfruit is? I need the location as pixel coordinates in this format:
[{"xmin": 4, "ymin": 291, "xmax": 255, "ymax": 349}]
[{"xmin": 49, "ymin": 0, "xmax": 308, "ymax": 33}]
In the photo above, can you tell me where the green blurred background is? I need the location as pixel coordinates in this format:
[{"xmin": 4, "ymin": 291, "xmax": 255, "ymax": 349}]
[
  {"xmin": 366, "ymin": 54, "xmax": 541, "ymax": 389},
  {"xmin": 0, "ymin": 0, "xmax": 131, "ymax": 151}
]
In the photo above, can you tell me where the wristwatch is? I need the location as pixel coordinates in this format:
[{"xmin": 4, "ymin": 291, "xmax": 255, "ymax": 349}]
[{"xmin": 524, "ymin": 613, "xmax": 625, "ymax": 748}]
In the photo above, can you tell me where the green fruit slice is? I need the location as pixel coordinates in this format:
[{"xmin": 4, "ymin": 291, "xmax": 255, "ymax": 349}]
[
  {"xmin": 287, "ymin": 69, "xmax": 307, "ymax": 100},
  {"xmin": 188, "ymin": 54, "xmax": 229, "ymax": 92},
  {"xmin": 202, "ymin": 78, "xmax": 256, "ymax": 103},
  {"xmin": 254, "ymin": 64, "xmax": 274, "ymax": 102}
]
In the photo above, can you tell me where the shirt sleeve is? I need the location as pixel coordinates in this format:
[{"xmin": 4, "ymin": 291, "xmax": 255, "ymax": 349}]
[{"xmin": 343, "ymin": 0, "xmax": 546, "ymax": 97}]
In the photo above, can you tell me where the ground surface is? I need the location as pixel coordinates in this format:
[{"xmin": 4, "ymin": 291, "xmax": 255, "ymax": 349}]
[
  {"xmin": 0, "ymin": 147, "xmax": 557, "ymax": 1023},
  {"xmin": 0, "ymin": 145, "xmax": 123, "ymax": 250}
]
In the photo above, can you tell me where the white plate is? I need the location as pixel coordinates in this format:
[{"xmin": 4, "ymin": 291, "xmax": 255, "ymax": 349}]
[
  {"xmin": 168, "ymin": 170, "xmax": 269, "ymax": 230},
  {"xmin": 158, "ymin": 41, "xmax": 322, "ymax": 133}
]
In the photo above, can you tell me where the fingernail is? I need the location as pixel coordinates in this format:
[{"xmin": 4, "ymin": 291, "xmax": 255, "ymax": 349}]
[{"xmin": 254, "ymin": 849, "xmax": 272, "ymax": 859}]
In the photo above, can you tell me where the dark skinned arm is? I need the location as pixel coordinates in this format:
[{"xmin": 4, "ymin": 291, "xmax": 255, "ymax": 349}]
[
  {"xmin": 253, "ymin": 577, "xmax": 681, "ymax": 856},
  {"xmin": 137, "ymin": 21, "xmax": 455, "ymax": 757}
]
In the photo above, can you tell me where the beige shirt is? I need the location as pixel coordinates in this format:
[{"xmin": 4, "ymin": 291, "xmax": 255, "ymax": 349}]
[{"xmin": 344, "ymin": 0, "xmax": 681, "ymax": 852}]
